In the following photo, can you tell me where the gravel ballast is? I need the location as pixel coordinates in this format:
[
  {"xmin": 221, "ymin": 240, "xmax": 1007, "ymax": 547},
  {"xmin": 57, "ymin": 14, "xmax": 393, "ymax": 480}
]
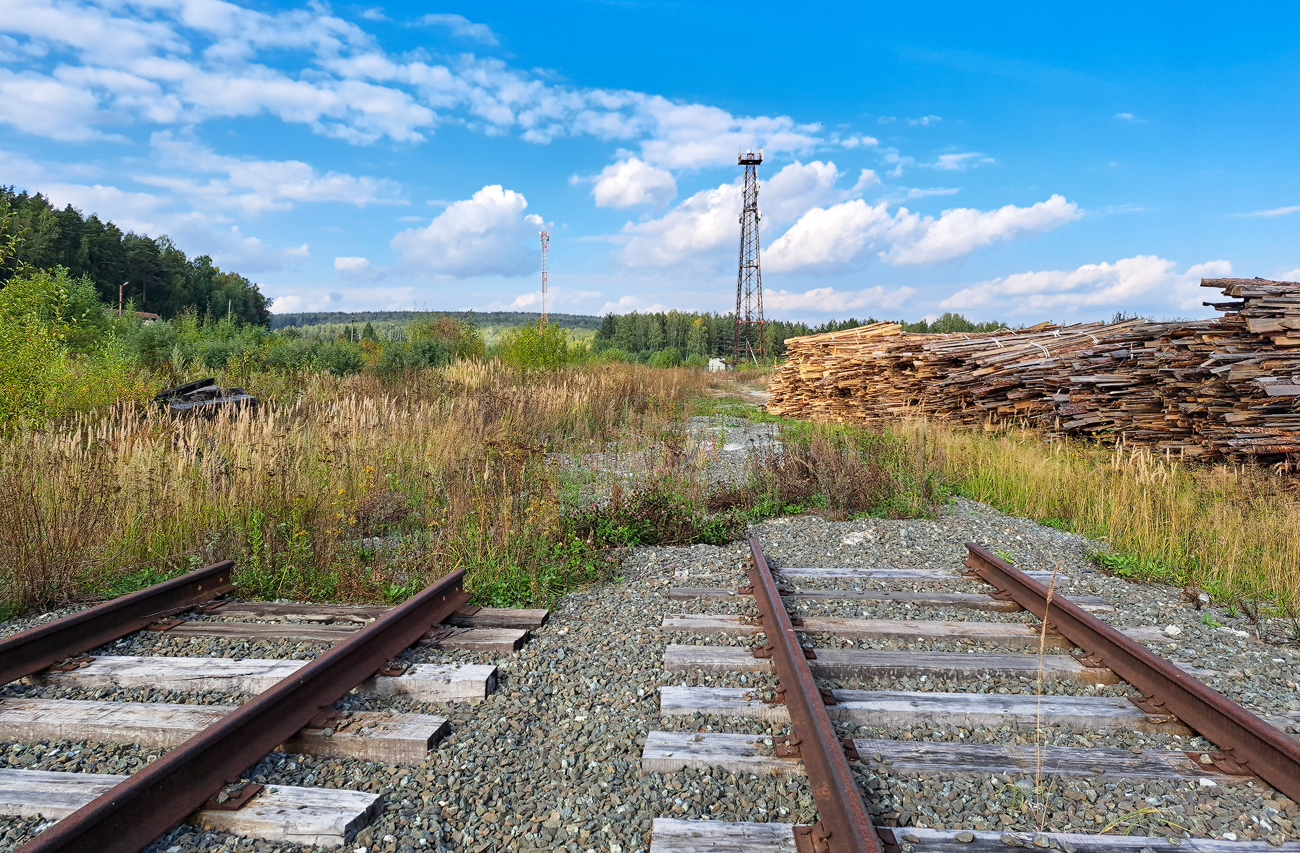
[{"xmin": 2, "ymin": 495, "xmax": 1298, "ymax": 851}]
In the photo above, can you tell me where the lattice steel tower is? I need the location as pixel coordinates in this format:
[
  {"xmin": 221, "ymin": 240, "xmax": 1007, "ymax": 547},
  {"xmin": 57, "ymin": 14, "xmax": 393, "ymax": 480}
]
[
  {"xmin": 539, "ymin": 230, "xmax": 549, "ymax": 324},
  {"xmin": 733, "ymin": 148, "xmax": 765, "ymax": 362}
]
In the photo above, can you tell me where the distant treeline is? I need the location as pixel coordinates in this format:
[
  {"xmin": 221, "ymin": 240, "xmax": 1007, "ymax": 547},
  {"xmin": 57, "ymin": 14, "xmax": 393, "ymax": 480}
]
[
  {"xmin": 0, "ymin": 186, "xmax": 270, "ymax": 325},
  {"xmin": 271, "ymin": 310, "xmax": 604, "ymax": 331},
  {"xmin": 272, "ymin": 308, "xmax": 1008, "ymax": 360},
  {"xmin": 591, "ymin": 310, "xmax": 1007, "ymax": 359}
]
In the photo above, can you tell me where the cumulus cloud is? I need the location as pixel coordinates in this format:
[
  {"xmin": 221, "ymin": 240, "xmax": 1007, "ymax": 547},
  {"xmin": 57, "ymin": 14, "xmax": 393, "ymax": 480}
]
[
  {"xmin": 839, "ymin": 134, "xmax": 878, "ymax": 149},
  {"xmin": 766, "ymin": 194, "xmax": 1080, "ymax": 273},
  {"xmin": 615, "ymin": 159, "xmax": 865, "ymax": 268},
  {"xmin": 419, "ymin": 14, "xmax": 498, "ymax": 45},
  {"xmin": 940, "ymin": 255, "xmax": 1233, "ymax": 315},
  {"xmin": 390, "ymin": 184, "xmax": 542, "ymax": 277},
  {"xmin": 765, "ymin": 285, "xmax": 916, "ymax": 316},
  {"xmin": 582, "ymin": 157, "xmax": 676, "ymax": 208},
  {"xmin": 907, "ymin": 115, "xmax": 941, "ymax": 126},
  {"xmin": 145, "ymin": 132, "xmax": 405, "ymax": 213},
  {"xmin": 1278, "ymin": 268, "xmax": 1300, "ymax": 281},
  {"xmin": 618, "ymin": 182, "xmax": 741, "ymax": 267},
  {"xmin": 0, "ymin": 68, "xmax": 115, "ymax": 140}
]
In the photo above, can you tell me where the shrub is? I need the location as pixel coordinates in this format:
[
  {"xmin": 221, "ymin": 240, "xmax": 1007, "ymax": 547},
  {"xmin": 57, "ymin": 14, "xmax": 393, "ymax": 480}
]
[
  {"xmin": 684, "ymin": 354, "xmax": 709, "ymax": 369},
  {"xmin": 497, "ymin": 322, "xmax": 571, "ymax": 370},
  {"xmin": 647, "ymin": 347, "xmax": 683, "ymax": 368}
]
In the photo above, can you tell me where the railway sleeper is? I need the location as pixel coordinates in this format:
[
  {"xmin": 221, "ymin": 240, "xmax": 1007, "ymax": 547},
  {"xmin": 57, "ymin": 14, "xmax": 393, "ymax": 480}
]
[
  {"xmin": 668, "ymin": 588, "xmax": 1114, "ymax": 614},
  {"xmin": 20, "ymin": 655, "xmax": 498, "ymax": 704},
  {"xmin": 648, "ymin": 819, "xmax": 1300, "ymax": 853},
  {"xmin": 660, "ymin": 615, "xmax": 1165, "ymax": 649},
  {"xmin": 640, "ymin": 731, "xmax": 1256, "ymax": 785},
  {"xmin": 0, "ymin": 698, "xmax": 448, "ymax": 764},
  {"xmin": 0, "ymin": 769, "xmax": 379, "ymax": 849}
]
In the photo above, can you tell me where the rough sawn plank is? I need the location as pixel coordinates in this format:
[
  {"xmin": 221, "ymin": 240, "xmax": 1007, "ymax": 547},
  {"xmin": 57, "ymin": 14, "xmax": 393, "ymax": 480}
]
[{"xmin": 0, "ymin": 769, "xmax": 380, "ymax": 849}]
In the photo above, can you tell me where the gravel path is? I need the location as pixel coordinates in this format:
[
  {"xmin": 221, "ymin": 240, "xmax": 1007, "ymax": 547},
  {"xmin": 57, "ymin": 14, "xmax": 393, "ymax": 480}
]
[{"xmin": 2, "ymin": 495, "xmax": 1298, "ymax": 851}]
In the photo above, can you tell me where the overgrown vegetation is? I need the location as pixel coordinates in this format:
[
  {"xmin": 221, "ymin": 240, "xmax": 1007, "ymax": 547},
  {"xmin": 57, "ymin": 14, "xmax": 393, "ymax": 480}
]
[{"xmin": 889, "ymin": 419, "xmax": 1300, "ymax": 634}]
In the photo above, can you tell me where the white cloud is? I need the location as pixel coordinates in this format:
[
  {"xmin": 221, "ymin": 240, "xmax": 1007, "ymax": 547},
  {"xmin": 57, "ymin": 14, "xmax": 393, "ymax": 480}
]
[
  {"xmin": 598, "ymin": 294, "xmax": 670, "ymax": 314},
  {"xmin": 1235, "ymin": 205, "xmax": 1300, "ymax": 218},
  {"xmin": 765, "ymin": 285, "xmax": 917, "ymax": 316},
  {"xmin": 907, "ymin": 115, "xmax": 941, "ymax": 126},
  {"xmin": 419, "ymin": 14, "xmax": 498, "ymax": 45},
  {"xmin": 765, "ymin": 199, "xmax": 890, "ymax": 273},
  {"xmin": 390, "ymin": 184, "xmax": 542, "ymax": 277},
  {"xmin": 145, "ymin": 132, "xmax": 405, "ymax": 213},
  {"xmin": 1115, "ymin": 112, "xmax": 1137, "ymax": 121},
  {"xmin": 1279, "ymin": 268, "xmax": 1300, "ymax": 281},
  {"xmin": 615, "ymin": 160, "xmax": 877, "ymax": 268},
  {"xmin": 0, "ymin": 69, "xmax": 115, "ymax": 140},
  {"xmin": 838, "ymin": 134, "xmax": 878, "ymax": 149},
  {"xmin": 618, "ymin": 181, "xmax": 741, "ymax": 268},
  {"xmin": 761, "ymin": 161, "xmax": 843, "ymax": 225},
  {"xmin": 907, "ymin": 187, "xmax": 960, "ymax": 199},
  {"xmin": 940, "ymin": 255, "xmax": 1233, "ymax": 315},
  {"xmin": 271, "ymin": 294, "xmax": 302, "ymax": 312},
  {"xmin": 932, "ymin": 152, "xmax": 994, "ymax": 171},
  {"xmin": 766, "ymin": 194, "xmax": 1081, "ymax": 273},
  {"xmin": 881, "ymin": 195, "xmax": 1081, "ymax": 265},
  {"xmin": 582, "ymin": 157, "xmax": 676, "ymax": 208},
  {"xmin": 185, "ymin": 224, "xmax": 310, "ymax": 272}
]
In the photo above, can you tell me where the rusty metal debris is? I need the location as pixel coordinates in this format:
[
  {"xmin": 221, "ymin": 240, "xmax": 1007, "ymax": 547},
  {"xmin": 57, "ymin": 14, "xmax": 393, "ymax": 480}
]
[
  {"xmin": 155, "ymin": 378, "xmax": 257, "ymax": 415},
  {"xmin": 965, "ymin": 541, "xmax": 1300, "ymax": 804}
]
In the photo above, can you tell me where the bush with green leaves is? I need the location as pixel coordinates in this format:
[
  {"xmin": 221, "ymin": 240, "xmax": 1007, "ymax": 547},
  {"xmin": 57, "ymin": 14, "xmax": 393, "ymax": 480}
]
[
  {"xmin": 0, "ymin": 267, "xmax": 146, "ymax": 429},
  {"xmin": 496, "ymin": 322, "xmax": 572, "ymax": 370}
]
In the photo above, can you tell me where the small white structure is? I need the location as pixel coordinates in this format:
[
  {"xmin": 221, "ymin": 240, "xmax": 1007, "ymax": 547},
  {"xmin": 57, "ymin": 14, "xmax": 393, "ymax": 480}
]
[{"xmin": 708, "ymin": 357, "xmax": 728, "ymax": 372}]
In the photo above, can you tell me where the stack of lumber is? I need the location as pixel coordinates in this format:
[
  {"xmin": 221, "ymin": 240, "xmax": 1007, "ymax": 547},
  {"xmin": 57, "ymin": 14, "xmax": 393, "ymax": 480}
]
[{"xmin": 767, "ymin": 277, "xmax": 1300, "ymax": 463}]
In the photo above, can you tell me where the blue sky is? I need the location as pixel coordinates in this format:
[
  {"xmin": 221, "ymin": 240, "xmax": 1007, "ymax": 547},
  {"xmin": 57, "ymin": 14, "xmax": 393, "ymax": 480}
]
[{"xmin": 2, "ymin": 0, "xmax": 1298, "ymax": 323}]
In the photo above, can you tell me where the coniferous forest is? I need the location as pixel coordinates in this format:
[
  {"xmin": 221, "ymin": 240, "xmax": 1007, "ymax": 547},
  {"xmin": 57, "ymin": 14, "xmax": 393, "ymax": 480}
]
[{"xmin": 0, "ymin": 186, "xmax": 270, "ymax": 325}]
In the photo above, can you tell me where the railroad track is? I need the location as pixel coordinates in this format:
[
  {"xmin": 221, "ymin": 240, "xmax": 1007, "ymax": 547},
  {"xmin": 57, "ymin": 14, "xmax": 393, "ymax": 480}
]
[
  {"xmin": 0, "ymin": 563, "xmax": 546, "ymax": 852},
  {"xmin": 646, "ymin": 536, "xmax": 1300, "ymax": 853}
]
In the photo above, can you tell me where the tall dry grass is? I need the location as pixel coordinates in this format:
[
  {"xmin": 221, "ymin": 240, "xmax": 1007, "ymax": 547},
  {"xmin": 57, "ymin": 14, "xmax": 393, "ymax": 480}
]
[
  {"xmin": 892, "ymin": 418, "xmax": 1300, "ymax": 628},
  {"xmin": 0, "ymin": 361, "xmax": 715, "ymax": 616}
]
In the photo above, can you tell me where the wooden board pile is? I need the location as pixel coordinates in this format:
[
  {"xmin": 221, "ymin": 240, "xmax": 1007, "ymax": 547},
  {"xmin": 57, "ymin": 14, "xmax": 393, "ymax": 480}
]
[{"xmin": 766, "ymin": 277, "xmax": 1300, "ymax": 462}]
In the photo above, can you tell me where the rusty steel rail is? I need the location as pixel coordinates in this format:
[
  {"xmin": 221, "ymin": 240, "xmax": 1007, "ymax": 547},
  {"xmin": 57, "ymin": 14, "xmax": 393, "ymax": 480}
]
[
  {"xmin": 17, "ymin": 568, "xmax": 469, "ymax": 853},
  {"xmin": 748, "ymin": 537, "xmax": 882, "ymax": 853},
  {"xmin": 965, "ymin": 542, "xmax": 1300, "ymax": 804},
  {"xmin": 0, "ymin": 561, "xmax": 235, "ymax": 687}
]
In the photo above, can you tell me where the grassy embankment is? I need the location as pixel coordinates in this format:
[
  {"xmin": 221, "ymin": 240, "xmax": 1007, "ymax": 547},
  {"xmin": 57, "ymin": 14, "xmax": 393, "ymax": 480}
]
[
  {"xmin": 0, "ymin": 360, "xmax": 942, "ymax": 620},
  {"xmin": 716, "ymin": 390, "xmax": 1300, "ymax": 635}
]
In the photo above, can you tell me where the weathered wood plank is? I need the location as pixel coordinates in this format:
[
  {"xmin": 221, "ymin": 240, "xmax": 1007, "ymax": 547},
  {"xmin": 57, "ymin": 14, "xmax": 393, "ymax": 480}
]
[
  {"xmin": 200, "ymin": 602, "xmax": 548, "ymax": 629},
  {"xmin": 652, "ymin": 824, "xmax": 1300, "ymax": 853},
  {"xmin": 657, "ymin": 687, "xmax": 1189, "ymax": 733},
  {"xmin": 0, "ymin": 769, "xmax": 380, "ymax": 849},
  {"xmin": 885, "ymin": 829, "xmax": 1300, "ymax": 853},
  {"xmin": 661, "ymin": 645, "xmax": 1121, "ymax": 685},
  {"xmin": 641, "ymin": 732, "xmax": 799, "ymax": 776},
  {"xmin": 658, "ymin": 686, "xmax": 789, "ymax": 723},
  {"xmin": 780, "ymin": 589, "xmax": 1114, "ymax": 614},
  {"xmin": 776, "ymin": 568, "xmax": 1071, "ymax": 584},
  {"xmin": 849, "ymin": 738, "xmax": 1250, "ymax": 783},
  {"xmin": 668, "ymin": 588, "xmax": 752, "ymax": 601},
  {"xmin": 444, "ymin": 607, "xmax": 549, "ymax": 629},
  {"xmin": 200, "ymin": 603, "xmax": 388, "ymax": 623},
  {"xmin": 643, "ymin": 732, "xmax": 1250, "ymax": 784},
  {"xmin": 165, "ymin": 621, "xmax": 530, "ymax": 652},
  {"xmin": 666, "ymin": 587, "xmax": 1120, "ymax": 612},
  {"xmin": 166, "ymin": 622, "xmax": 357, "ymax": 643},
  {"xmin": 650, "ymin": 819, "xmax": 797, "ymax": 853},
  {"xmin": 25, "ymin": 656, "xmax": 497, "ymax": 704},
  {"xmin": 419, "ymin": 627, "xmax": 529, "ymax": 652},
  {"xmin": 663, "ymin": 614, "xmax": 1162, "ymax": 646}
]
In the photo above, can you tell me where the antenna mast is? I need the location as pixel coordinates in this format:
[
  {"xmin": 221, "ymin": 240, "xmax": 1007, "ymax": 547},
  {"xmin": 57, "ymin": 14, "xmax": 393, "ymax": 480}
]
[
  {"xmin": 733, "ymin": 148, "xmax": 765, "ymax": 363},
  {"xmin": 539, "ymin": 230, "xmax": 549, "ymax": 325}
]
